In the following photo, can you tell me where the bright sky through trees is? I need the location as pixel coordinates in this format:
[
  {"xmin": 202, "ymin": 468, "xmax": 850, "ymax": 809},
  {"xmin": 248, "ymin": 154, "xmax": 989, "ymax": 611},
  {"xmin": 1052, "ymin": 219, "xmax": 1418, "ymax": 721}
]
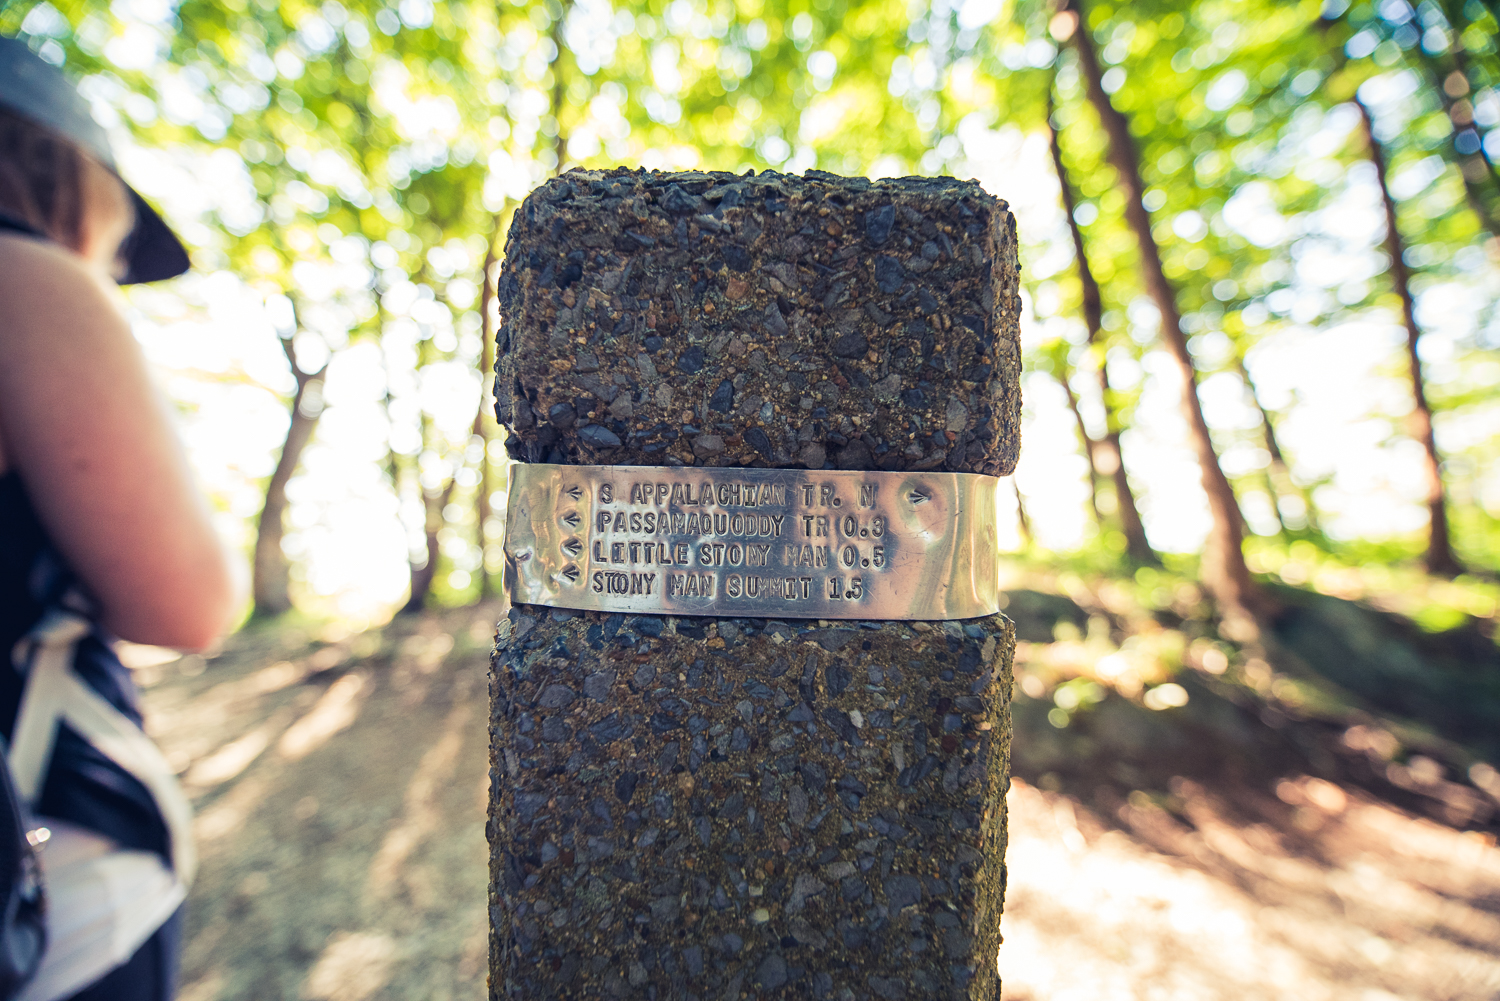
[{"xmin": 4, "ymin": 0, "xmax": 1497, "ymax": 619}]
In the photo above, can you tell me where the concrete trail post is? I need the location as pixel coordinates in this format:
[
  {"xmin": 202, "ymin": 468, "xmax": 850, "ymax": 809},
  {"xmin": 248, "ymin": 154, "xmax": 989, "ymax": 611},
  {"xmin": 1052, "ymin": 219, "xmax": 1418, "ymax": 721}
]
[{"xmin": 489, "ymin": 168, "xmax": 1021, "ymax": 1000}]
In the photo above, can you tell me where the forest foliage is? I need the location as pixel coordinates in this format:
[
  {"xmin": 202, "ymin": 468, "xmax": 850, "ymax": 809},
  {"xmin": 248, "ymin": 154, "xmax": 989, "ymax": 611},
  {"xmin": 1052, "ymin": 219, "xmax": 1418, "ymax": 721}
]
[{"xmin": 1, "ymin": 0, "xmax": 1497, "ymax": 621}]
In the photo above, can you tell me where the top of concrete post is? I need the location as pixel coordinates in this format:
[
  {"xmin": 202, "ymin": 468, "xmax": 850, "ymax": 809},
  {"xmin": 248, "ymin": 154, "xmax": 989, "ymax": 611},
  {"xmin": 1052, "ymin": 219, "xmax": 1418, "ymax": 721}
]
[{"xmin": 496, "ymin": 167, "xmax": 1020, "ymax": 476}]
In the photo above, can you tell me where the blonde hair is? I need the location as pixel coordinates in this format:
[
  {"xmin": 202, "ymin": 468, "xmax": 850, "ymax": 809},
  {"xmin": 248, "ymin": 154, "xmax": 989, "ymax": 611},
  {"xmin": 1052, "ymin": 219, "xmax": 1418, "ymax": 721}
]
[{"xmin": 0, "ymin": 104, "xmax": 89, "ymax": 251}]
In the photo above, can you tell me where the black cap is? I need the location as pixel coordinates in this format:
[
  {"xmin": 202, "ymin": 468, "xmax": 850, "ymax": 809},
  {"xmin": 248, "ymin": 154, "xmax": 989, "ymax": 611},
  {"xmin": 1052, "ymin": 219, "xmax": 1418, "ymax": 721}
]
[{"xmin": 0, "ymin": 35, "xmax": 190, "ymax": 283}]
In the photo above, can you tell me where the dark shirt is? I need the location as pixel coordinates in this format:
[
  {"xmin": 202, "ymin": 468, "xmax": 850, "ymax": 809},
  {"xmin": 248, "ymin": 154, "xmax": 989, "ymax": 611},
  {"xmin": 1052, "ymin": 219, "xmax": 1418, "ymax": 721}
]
[{"xmin": 0, "ymin": 471, "xmax": 50, "ymax": 698}]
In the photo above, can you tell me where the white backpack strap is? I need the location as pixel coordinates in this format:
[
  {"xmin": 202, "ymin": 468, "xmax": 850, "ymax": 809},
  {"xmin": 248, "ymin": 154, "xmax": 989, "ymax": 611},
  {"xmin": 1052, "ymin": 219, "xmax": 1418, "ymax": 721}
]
[
  {"xmin": 9, "ymin": 611, "xmax": 89, "ymax": 804},
  {"xmin": 10, "ymin": 611, "xmax": 195, "ymax": 887},
  {"xmin": 51, "ymin": 669, "xmax": 196, "ymax": 886}
]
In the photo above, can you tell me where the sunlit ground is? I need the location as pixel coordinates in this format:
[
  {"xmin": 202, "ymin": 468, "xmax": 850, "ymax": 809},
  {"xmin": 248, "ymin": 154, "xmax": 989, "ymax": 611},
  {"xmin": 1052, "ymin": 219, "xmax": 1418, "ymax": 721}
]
[
  {"xmin": 128, "ymin": 597, "xmax": 1500, "ymax": 1001},
  {"xmin": 1002, "ymin": 778, "xmax": 1500, "ymax": 1001}
]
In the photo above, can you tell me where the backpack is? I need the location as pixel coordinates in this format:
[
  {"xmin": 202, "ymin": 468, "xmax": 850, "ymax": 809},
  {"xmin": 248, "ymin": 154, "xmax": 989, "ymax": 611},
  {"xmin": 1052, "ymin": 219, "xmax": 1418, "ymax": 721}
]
[
  {"xmin": 4, "ymin": 608, "xmax": 195, "ymax": 1001},
  {"xmin": 0, "ymin": 213, "xmax": 193, "ymax": 999}
]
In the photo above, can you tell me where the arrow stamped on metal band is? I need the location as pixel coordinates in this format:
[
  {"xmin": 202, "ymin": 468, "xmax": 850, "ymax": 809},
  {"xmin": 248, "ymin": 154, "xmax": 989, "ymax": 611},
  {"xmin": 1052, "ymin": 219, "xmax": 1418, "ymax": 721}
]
[{"xmin": 503, "ymin": 464, "xmax": 1000, "ymax": 621}]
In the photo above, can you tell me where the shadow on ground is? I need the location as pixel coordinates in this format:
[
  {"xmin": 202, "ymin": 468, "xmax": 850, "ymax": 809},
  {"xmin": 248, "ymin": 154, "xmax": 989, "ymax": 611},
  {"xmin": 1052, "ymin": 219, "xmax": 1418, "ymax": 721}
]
[{"xmin": 137, "ymin": 604, "xmax": 502, "ymax": 1001}]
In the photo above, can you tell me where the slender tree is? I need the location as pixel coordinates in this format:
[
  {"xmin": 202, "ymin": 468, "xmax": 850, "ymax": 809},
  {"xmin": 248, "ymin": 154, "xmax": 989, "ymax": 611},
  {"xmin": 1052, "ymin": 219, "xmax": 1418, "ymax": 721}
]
[
  {"xmin": 252, "ymin": 302, "xmax": 327, "ymax": 617},
  {"xmin": 472, "ymin": 241, "xmax": 500, "ymax": 601},
  {"xmin": 1046, "ymin": 84, "xmax": 1157, "ymax": 564},
  {"xmin": 549, "ymin": 1, "xmax": 571, "ymax": 170},
  {"xmin": 1046, "ymin": 345, "xmax": 1105, "ymax": 530},
  {"xmin": 1410, "ymin": 3, "xmax": 1500, "ymax": 238},
  {"xmin": 1231, "ymin": 351, "xmax": 1321, "ymax": 538},
  {"xmin": 376, "ymin": 310, "xmax": 421, "ymax": 614},
  {"xmin": 1354, "ymin": 95, "xmax": 1463, "ymax": 576},
  {"xmin": 465, "ymin": 0, "xmax": 571, "ymax": 604},
  {"xmin": 402, "ymin": 269, "xmax": 485, "ymax": 613},
  {"xmin": 1309, "ymin": 9, "xmax": 1467, "ymax": 574},
  {"xmin": 1056, "ymin": 0, "xmax": 1265, "ymax": 613},
  {"xmin": 1236, "ymin": 357, "xmax": 1289, "ymax": 537},
  {"xmin": 404, "ymin": 449, "xmax": 458, "ymax": 615},
  {"xmin": 374, "ymin": 293, "xmax": 460, "ymax": 616},
  {"xmin": 1013, "ymin": 478, "xmax": 1034, "ymax": 549}
]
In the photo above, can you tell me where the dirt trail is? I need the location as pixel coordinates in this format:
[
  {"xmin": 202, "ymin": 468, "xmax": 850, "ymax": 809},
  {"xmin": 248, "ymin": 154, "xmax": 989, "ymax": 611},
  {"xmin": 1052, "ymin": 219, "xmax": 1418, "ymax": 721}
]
[
  {"xmin": 133, "ymin": 607, "xmax": 1500, "ymax": 1000},
  {"xmin": 137, "ymin": 605, "xmax": 500, "ymax": 1001}
]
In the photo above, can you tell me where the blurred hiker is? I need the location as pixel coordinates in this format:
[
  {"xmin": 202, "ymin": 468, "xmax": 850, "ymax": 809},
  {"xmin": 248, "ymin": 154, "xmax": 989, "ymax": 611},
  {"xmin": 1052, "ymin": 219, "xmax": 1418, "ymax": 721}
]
[{"xmin": 0, "ymin": 35, "xmax": 238, "ymax": 1001}]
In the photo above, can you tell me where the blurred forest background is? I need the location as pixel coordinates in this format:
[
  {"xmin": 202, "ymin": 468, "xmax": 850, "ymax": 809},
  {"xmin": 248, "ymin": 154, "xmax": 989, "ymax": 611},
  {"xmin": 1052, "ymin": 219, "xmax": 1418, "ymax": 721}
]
[
  {"xmin": 3, "ymin": 0, "xmax": 1497, "ymax": 619},
  {"xmin": 4, "ymin": 0, "xmax": 1500, "ymax": 997}
]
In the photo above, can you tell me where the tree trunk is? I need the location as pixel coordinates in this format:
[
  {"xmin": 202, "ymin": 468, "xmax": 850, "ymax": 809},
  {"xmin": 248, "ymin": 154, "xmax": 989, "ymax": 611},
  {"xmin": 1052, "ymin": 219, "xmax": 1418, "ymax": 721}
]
[
  {"xmin": 1097, "ymin": 395, "xmax": 1157, "ymax": 565},
  {"xmin": 1052, "ymin": 364, "xmax": 1105, "ymax": 529},
  {"xmin": 1412, "ymin": 11, "xmax": 1500, "ymax": 238},
  {"xmin": 1014, "ymin": 476, "xmax": 1033, "ymax": 548},
  {"xmin": 473, "ymin": 242, "xmax": 500, "ymax": 601},
  {"xmin": 376, "ymin": 328, "xmax": 426, "ymax": 614},
  {"xmin": 1063, "ymin": 0, "xmax": 1262, "ymax": 615},
  {"xmin": 1240, "ymin": 359, "xmax": 1290, "ymax": 538},
  {"xmin": 1045, "ymin": 83, "xmax": 1157, "ymax": 564},
  {"xmin": 1355, "ymin": 96, "xmax": 1463, "ymax": 576},
  {"xmin": 251, "ymin": 333, "xmax": 326, "ymax": 617},
  {"xmin": 548, "ymin": 2, "xmax": 570, "ymax": 168},
  {"xmin": 403, "ymin": 470, "xmax": 457, "ymax": 615},
  {"xmin": 1233, "ymin": 353, "xmax": 1325, "ymax": 537},
  {"xmin": 1446, "ymin": 43, "xmax": 1498, "ymax": 179}
]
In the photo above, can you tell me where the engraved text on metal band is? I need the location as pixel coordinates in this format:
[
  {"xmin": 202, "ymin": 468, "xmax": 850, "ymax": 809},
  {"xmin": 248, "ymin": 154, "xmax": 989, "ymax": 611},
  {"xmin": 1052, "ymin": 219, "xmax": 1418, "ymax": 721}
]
[{"xmin": 503, "ymin": 464, "xmax": 1000, "ymax": 620}]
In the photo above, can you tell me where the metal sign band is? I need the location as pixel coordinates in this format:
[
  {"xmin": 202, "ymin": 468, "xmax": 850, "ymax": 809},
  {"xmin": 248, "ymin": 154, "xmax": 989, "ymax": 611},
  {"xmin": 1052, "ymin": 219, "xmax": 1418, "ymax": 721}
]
[{"xmin": 503, "ymin": 463, "xmax": 1000, "ymax": 621}]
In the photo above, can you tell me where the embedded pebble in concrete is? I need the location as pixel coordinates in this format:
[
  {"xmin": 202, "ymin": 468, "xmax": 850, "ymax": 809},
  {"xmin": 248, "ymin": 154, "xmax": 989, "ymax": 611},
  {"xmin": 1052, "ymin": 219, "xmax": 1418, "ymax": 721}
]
[{"xmin": 490, "ymin": 168, "xmax": 1020, "ymax": 1001}]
